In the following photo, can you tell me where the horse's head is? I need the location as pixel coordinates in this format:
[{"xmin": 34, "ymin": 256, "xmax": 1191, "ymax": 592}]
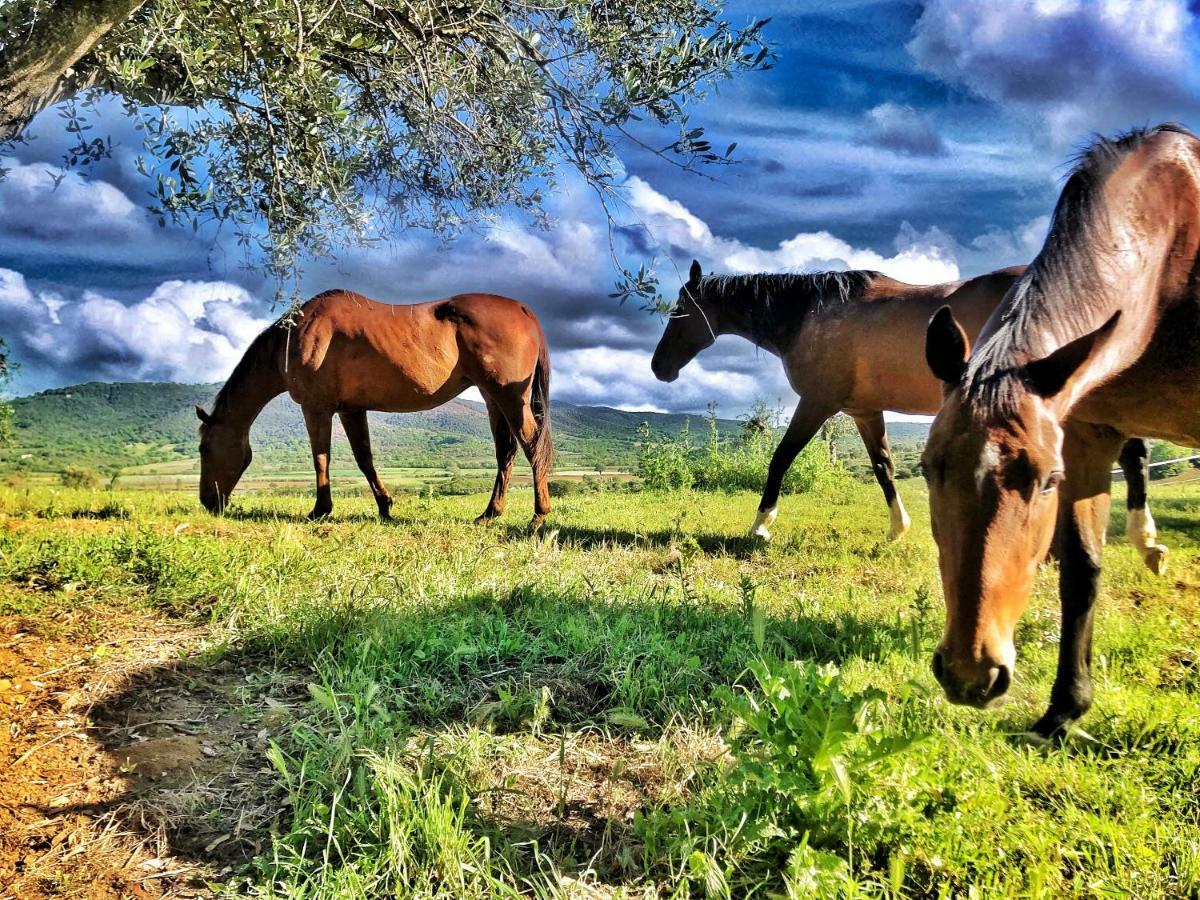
[
  {"xmin": 196, "ymin": 405, "xmax": 252, "ymax": 514},
  {"xmin": 651, "ymin": 260, "xmax": 718, "ymax": 382},
  {"xmin": 921, "ymin": 306, "xmax": 1118, "ymax": 708}
]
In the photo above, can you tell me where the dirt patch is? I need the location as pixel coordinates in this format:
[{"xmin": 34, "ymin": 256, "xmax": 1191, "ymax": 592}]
[
  {"xmin": 473, "ymin": 728, "xmax": 725, "ymax": 884},
  {"xmin": 1, "ymin": 603, "xmax": 304, "ymax": 899}
]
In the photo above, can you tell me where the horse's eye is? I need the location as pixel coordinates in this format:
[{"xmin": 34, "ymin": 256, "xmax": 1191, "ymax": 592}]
[{"xmin": 1041, "ymin": 471, "xmax": 1064, "ymax": 495}]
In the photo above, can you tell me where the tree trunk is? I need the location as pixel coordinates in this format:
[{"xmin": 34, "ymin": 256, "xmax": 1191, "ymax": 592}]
[{"xmin": 0, "ymin": 0, "xmax": 146, "ymax": 142}]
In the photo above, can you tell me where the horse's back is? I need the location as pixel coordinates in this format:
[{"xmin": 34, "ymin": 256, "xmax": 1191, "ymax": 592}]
[{"xmin": 286, "ymin": 289, "xmax": 545, "ymax": 412}]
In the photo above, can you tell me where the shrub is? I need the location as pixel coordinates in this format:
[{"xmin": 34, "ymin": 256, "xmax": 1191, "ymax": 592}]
[
  {"xmin": 548, "ymin": 479, "xmax": 583, "ymax": 498},
  {"xmin": 637, "ymin": 403, "xmax": 846, "ymax": 494},
  {"xmin": 1149, "ymin": 440, "xmax": 1199, "ymax": 480},
  {"xmin": 59, "ymin": 465, "xmax": 101, "ymax": 489}
]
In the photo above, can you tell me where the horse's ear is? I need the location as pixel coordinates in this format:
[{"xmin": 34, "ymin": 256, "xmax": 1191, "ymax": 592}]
[
  {"xmin": 688, "ymin": 259, "xmax": 702, "ymax": 284},
  {"xmin": 925, "ymin": 306, "xmax": 970, "ymax": 385},
  {"xmin": 195, "ymin": 405, "xmax": 212, "ymax": 425},
  {"xmin": 1023, "ymin": 311, "xmax": 1121, "ymax": 399}
]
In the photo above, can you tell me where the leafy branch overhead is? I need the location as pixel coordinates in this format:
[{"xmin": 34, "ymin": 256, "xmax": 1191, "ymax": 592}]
[{"xmin": 0, "ymin": 1, "xmax": 772, "ymax": 289}]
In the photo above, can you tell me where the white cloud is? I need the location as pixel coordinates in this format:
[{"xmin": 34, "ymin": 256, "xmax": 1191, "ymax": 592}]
[
  {"xmin": 908, "ymin": 0, "xmax": 1200, "ymax": 146},
  {"xmin": 555, "ymin": 345, "xmax": 762, "ymax": 412},
  {"xmin": 624, "ymin": 176, "xmax": 961, "ymax": 284},
  {"xmin": 0, "ymin": 157, "xmax": 145, "ymax": 240},
  {"xmin": 0, "ymin": 269, "xmax": 271, "ymax": 384}
]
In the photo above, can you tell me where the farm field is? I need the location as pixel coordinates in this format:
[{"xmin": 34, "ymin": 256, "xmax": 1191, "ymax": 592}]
[{"xmin": 1, "ymin": 480, "xmax": 1198, "ymax": 898}]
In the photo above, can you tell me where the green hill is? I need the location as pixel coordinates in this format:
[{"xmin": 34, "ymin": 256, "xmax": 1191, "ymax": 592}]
[
  {"xmin": 0, "ymin": 381, "xmax": 753, "ymax": 474},
  {"xmin": 1, "ymin": 381, "xmax": 932, "ymax": 480}
]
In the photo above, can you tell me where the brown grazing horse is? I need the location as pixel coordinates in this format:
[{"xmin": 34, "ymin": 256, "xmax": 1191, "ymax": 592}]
[
  {"xmin": 922, "ymin": 124, "xmax": 1200, "ymax": 738},
  {"xmin": 196, "ymin": 290, "xmax": 553, "ymax": 525},
  {"xmin": 650, "ymin": 261, "xmax": 1164, "ymax": 571}
]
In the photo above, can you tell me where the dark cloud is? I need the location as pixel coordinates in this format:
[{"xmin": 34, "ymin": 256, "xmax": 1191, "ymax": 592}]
[
  {"xmin": 862, "ymin": 103, "xmax": 947, "ymax": 156},
  {"xmin": 908, "ymin": 0, "xmax": 1200, "ymax": 146}
]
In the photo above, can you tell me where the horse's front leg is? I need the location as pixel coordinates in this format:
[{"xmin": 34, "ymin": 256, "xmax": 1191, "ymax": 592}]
[
  {"xmin": 750, "ymin": 400, "xmax": 832, "ymax": 542},
  {"xmin": 1032, "ymin": 422, "xmax": 1123, "ymax": 740},
  {"xmin": 302, "ymin": 406, "xmax": 334, "ymax": 520}
]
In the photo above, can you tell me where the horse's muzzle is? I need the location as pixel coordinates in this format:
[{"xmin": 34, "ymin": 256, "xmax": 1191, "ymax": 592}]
[
  {"xmin": 932, "ymin": 650, "xmax": 1012, "ymax": 708},
  {"xmin": 650, "ymin": 357, "xmax": 679, "ymax": 382}
]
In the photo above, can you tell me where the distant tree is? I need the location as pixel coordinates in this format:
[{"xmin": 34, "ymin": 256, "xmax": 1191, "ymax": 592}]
[
  {"xmin": 0, "ymin": 1, "xmax": 771, "ymax": 290},
  {"xmin": 60, "ymin": 464, "xmax": 100, "ymax": 488},
  {"xmin": 0, "ymin": 338, "xmax": 14, "ymax": 447}
]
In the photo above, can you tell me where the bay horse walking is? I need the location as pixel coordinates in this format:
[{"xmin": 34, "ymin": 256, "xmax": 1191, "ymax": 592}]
[
  {"xmin": 650, "ymin": 261, "xmax": 1164, "ymax": 572},
  {"xmin": 196, "ymin": 290, "xmax": 553, "ymax": 525},
  {"xmin": 922, "ymin": 124, "xmax": 1200, "ymax": 737}
]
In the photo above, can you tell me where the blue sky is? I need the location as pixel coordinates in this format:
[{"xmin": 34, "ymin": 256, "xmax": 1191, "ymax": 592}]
[{"xmin": 2, "ymin": 0, "xmax": 1199, "ymax": 415}]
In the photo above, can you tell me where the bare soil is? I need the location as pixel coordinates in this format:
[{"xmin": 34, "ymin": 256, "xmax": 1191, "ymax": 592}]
[{"xmin": 0, "ymin": 602, "xmax": 304, "ymax": 899}]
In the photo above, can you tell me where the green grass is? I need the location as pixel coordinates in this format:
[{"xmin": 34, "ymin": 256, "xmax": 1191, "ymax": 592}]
[{"xmin": 1, "ymin": 479, "xmax": 1198, "ymax": 897}]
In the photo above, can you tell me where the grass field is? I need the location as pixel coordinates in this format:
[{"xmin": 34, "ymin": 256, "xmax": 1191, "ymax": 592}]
[{"xmin": 1, "ymin": 479, "xmax": 1198, "ymax": 898}]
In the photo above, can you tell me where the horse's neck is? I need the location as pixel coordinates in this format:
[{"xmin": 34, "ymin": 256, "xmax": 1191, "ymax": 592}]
[
  {"xmin": 217, "ymin": 331, "xmax": 287, "ymax": 434},
  {"xmin": 705, "ymin": 290, "xmax": 779, "ymax": 355}
]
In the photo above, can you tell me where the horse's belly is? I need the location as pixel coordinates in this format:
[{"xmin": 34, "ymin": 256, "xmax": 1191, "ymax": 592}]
[
  {"xmin": 851, "ymin": 368, "xmax": 942, "ymax": 415},
  {"xmin": 338, "ymin": 357, "xmax": 466, "ymax": 412}
]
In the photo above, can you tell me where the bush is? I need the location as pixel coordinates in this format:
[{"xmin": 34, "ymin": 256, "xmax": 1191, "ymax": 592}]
[
  {"xmin": 637, "ymin": 403, "xmax": 846, "ymax": 495},
  {"xmin": 59, "ymin": 465, "xmax": 101, "ymax": 489},
  {"xmin": 548, "ymin": 479, "xmax": 583, "ymax": 498},
  {"xmin": 431, "ymin": 476, "xmax": 494, "ymax": 496},
  {"xmin": 1149, "ymin": 440, "xmax": 1199, "ymax": 480}
]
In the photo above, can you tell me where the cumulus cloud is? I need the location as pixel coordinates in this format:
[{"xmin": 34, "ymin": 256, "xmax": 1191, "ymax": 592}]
[
  {"xmin": 623, "ymin": 176, "xmax": 961, "ymax": 284},
  {"xmin": 908, "ymin": 0, "xmax": 1200, "ymax": 146},
  {"xmin": 0, "ymin": 269, "xmax": 272, "ymax": 387},
  {"xmin": 553, "ymin": 346, "xmax": 768, "ymax": 413},
  {"xmin": 0, "ymin": 157, "xmax": 144, "ymax": 242},
  {"xmin": 862, "ymin": 103, "xmax": 947, "ymax": 157}
]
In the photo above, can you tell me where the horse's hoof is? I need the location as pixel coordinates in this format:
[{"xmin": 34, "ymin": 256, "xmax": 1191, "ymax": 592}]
[
  {"xmin": 475, "ymin": 512, "xmax": 498, "ymax": 526},
  {"xmin": 1143, "ymin": 545, "xmax": 1168, "ymax": 576},
  {"xmin": 529, "ymin": 515, "xmax": 547, "ymax": 530},
  {"xmin": 307, "ymin": 510, "xmax": 332, "ymax": 521},
  {"xmin": 1029, "ymin": 704, "xmax": 1086, "ymax": 743},
  {"xmin": 750, "ymin": 525, "xmax": 773, "ymax": 542}
]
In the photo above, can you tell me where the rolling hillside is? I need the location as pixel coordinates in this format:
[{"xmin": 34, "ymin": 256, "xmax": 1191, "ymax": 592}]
[
  {"xmin": 0, "ymin": 381, "xmax": 758, "ymax": 473},
  {"xmin": 2, "ymin": 381, "xmax": 932, "ymax": 477}
]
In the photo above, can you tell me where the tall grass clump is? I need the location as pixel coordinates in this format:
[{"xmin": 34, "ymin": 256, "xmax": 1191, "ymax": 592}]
[
  {"xmin": 638, "ymin": 403, "xmax": 845, "ymax": 494},
  {"xmin": 639, "ymin": 659, "xmax": 928, "ymax": 898}
]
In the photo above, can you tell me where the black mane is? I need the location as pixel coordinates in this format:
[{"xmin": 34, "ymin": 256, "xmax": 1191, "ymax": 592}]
[
  {"xmin": 695, "ymin": 269, "xmax": 879, "ymax": 346},
  {"xmin": 964, "ymin": 123, "xmax": 1196, "ymax": 419}
]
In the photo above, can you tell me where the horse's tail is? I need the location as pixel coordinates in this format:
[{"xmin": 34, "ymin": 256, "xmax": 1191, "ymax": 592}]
[{"xmin": 530, "ymin": 332, "xmax": 554, "ymax": 474}]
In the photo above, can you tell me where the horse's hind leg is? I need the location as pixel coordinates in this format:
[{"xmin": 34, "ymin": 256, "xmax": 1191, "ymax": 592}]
[
  {"xmin": 302, "ymin": 406, "xmax": 334, "ymax": 520},
  {"xmin": 750, "ymin": 399, "xmax": 833, "ymax": 541},
  {"xmin": 1118, "ymin": 438, "xmax": 1167, "ymax": 574},
  {"xmin": 340, "ymin": 409, "xmax": 393, "ymax": 520},
  {"xmin": 486, "ymin": 391, "xmax": 550, "ymax": 528},
  {"xmin": 476, "ymin": 401, "xmax": 518, "ymax": 524},
  {"xmin": 515, "ymin": 402, "xmax": 551, "ymax": 528},
  {"xmin": 854, "ymin": 411, "xmax": 910, "ymax": 541}
]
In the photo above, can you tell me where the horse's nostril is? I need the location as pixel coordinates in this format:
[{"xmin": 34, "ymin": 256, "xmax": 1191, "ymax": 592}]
[
  {"xmin": 931, "ymin": 650, "xmax": 945, "ymax": 684},
  {"xmin": 987, "ymin": 664, "xmax": 1012, "ymax": 700}
]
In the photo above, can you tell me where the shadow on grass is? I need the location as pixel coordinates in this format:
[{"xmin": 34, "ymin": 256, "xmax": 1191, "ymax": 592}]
[
  {"xmin": 497, "ymin": 521, "xmax": 767, "ymax": 557},
  {"xmin": 18, "ymin": 583, "xmax": 924, "ymax": 892}
]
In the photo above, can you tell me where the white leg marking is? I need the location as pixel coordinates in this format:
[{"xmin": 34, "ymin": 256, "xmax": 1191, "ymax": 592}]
[
  {"xmin": 887, "ymin": 495, "xmax": 911, "ymax": 541},
  {"xmin": 750, "ymin": 506, "xmax": 778, "ymax": 542},
  {"xmin": 1126, "ymin": 507, "xmax": 1168, "ymax": 575}
]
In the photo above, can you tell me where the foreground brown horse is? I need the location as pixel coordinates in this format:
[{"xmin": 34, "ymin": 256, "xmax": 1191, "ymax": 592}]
[
  {"xmin": 650, "ymin": 261, "xmax": 1164, "ymax": 571},
  {"xmin": 196, "ymin": 290, "xmax": 553, "ymax": 525},
  {"xmin": 923, "ymin": 124, "xmax": 1199, "ymax": 737}
]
